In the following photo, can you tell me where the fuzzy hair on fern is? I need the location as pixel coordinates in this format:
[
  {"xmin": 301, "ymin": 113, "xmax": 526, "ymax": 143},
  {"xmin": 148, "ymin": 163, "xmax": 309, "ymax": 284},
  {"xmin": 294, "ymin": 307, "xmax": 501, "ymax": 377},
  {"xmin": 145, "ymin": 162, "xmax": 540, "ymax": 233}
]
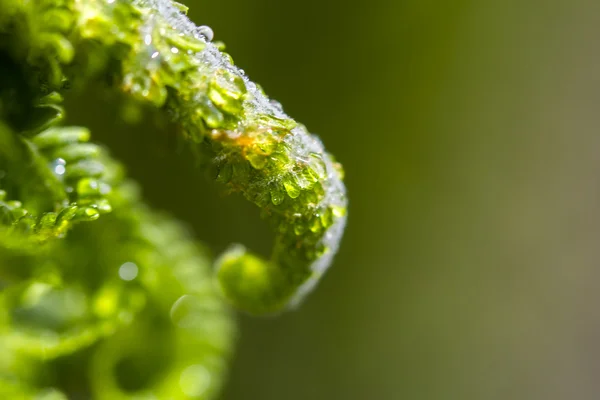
[{"xmin": 0, "ymin": 0, "xmax": 348, "ymax": 398}]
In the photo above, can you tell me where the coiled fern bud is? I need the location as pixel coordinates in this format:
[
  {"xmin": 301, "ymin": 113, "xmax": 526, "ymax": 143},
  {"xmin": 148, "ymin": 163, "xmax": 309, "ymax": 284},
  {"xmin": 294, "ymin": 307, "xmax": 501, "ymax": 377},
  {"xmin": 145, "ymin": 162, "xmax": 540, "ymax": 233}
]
[{"xmin": 0, "ymin": 0, "xmax": 347, "ymax": 397}]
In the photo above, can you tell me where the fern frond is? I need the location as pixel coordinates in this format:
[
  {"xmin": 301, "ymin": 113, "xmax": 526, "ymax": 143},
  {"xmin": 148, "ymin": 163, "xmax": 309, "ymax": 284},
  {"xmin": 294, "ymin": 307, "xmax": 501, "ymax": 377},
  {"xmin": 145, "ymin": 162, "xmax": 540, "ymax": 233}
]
[{"xmin": 0, "ymin": 0, "xmax": 347, "ymax": 396}]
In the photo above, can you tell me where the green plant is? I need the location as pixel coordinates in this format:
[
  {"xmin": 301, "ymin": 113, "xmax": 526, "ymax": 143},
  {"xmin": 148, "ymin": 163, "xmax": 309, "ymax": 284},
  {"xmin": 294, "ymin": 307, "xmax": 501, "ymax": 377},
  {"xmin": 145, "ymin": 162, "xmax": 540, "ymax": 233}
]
[{"xmin": 0, "ymin": 0, "xmax": 347, "ymax": 398}]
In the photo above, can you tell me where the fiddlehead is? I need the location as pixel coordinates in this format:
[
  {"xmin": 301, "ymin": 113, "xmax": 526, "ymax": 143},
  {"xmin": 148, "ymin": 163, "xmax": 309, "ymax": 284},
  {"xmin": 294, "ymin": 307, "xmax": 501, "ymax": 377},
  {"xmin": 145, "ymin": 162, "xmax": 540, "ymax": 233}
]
[
  {"xmin": 67, "ymin": 0, "xmax": 348, "ymax": 314},
  {"xmin": 0, "ymin": 0, "xmax": 347, "ymax": 397}
]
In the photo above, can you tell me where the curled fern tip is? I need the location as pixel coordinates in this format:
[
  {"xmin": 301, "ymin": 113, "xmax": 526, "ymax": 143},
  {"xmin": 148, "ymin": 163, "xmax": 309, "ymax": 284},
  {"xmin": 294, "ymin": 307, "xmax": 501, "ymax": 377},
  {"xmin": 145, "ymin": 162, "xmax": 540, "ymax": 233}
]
[{"xmin": 0, "ymin": 0, "xmax": 347, "ymax": 396}]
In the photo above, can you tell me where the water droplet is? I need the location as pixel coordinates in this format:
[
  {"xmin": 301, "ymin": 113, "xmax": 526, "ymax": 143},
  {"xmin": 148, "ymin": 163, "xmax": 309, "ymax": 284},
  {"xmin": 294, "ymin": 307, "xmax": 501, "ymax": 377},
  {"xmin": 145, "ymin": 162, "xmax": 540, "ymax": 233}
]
[
  {"xmin": 246, "ymin": 152, "xmax": 267, "ymax": 169},
  {"xmin": 171, "ymin": 47, "xmax": 179, "ymax": 54},
  {"xmin": 151, "ymin": 51, "xmax": 159, "ymax": 59},
  {"xmin": 57, "ymin": 206, "xmax": 78, "ymax": 224},
  {"xmin": 302, "ymin": 166, "xmax": 320, "ymax": 186},
  {"xmin": 295, "ymin": 170, "xmax": 314, "ymax": 189},
  {"xmin": 308, "ymin": 153, "xmax": 327, "ymax": 179},
  {"xmin": 283, "ymin": 179, "xmax": 301, "ymax": 199},
  {"xmin": 144, "ymin": 34, "xmax": 152, "ymax": 45},
  {"xmin": 94, "ymin": 198, "xmax": 112, "ymax": 213},
  {"xmin": 118, "ymin": 262, "xmax": 138, "ymax": 281},
  {"xmin": 208, "ymin": 69, "xmax": 246, "ymax": 114},
  {"xmin": 51, "ymin": 158, "xmax": 67, "ymax": 177},
  {"xmin": 195, "ymin": 25, "xmax": 214, "ymax": 42},
  {"xmin": 198, "ymin": 97, "xmax": 225, "ymax": 128},
  {"xmin": 205, "ymin": 111, "xmax": 224, "ymax": 128},
  {"xmin": 123, "ymin": 72, "xmax": 167, "ymax": 107},
  {"xmin": 78, "ymin": 207, "xmax": 100, "ymax": 221},
  {"xmin": 271, "ymin": 189, "xmax": 284, "ymax": 205},
  {"xmin": 222, "ymin": 52, "xmax": 234, "ymax": 65}
]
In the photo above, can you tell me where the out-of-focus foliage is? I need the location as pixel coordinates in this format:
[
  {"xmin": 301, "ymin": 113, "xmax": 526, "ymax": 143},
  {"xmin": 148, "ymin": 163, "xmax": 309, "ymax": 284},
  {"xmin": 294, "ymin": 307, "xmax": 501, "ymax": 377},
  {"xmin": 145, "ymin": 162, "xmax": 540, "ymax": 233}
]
[{"xmin": 0, "ymin": 0, "xmax": 347, "ymax": 398}]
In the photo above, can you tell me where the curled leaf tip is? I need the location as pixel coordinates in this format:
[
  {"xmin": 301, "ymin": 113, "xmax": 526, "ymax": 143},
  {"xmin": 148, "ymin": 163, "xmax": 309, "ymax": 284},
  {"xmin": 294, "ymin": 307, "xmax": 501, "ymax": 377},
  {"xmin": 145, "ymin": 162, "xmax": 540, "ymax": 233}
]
[{"xmin": 0, "ymin": 0, "xmax": 347, "ymax": 396}]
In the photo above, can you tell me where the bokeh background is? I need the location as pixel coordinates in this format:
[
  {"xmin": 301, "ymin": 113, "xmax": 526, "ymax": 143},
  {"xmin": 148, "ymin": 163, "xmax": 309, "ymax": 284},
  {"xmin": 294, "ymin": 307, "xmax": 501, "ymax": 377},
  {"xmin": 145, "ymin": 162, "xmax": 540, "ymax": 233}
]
[{"xmin": 66, "ymin": 0, "xmax": 600, "ymax": 399}]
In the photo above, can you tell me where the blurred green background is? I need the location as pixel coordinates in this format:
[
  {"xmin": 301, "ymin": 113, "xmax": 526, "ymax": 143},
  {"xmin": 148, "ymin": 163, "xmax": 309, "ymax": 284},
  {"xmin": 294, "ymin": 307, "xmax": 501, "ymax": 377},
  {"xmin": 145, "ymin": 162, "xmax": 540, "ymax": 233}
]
[{"xmin": 66, "ymin": 0, "xmax": 600, "ymax": 399}]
